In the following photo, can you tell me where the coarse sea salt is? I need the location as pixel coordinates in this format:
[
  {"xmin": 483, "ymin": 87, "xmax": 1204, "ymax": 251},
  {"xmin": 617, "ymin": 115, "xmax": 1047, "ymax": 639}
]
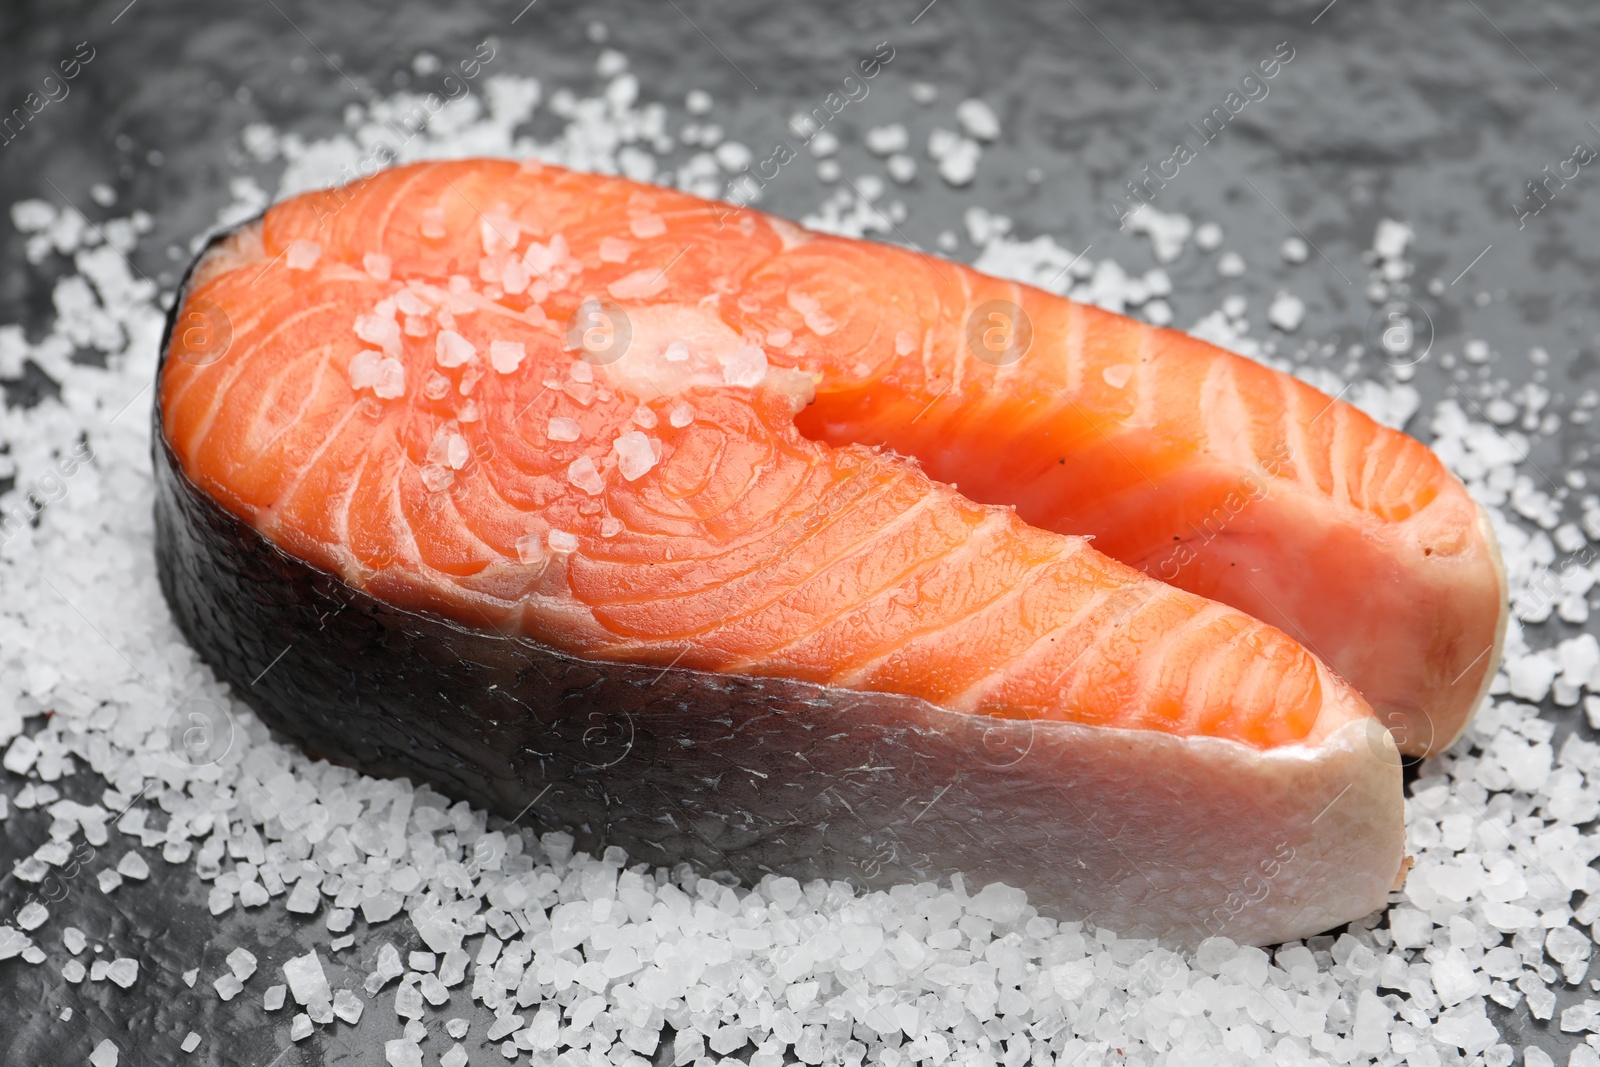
[
  {"xmin": 435, "ymin": 329, "xmax": 476, "ymax": 368},
  {"xmin": 489, "ymin": 339, "xmax": 525, "ymax": 374},
  {"xmin": 285, "ymin": 240, "xmax": 321, "ymax": 271},
  {"xmin": 1, "ymin": 46, "xmax": 1595, "ymax": 1067},
  {"xmin": 612, "ymin": 431, "xmax": 658, "ymax": 481},
  {"xmin": 567, "ymin": 455, "xmax": 605, "ymax": 495}
]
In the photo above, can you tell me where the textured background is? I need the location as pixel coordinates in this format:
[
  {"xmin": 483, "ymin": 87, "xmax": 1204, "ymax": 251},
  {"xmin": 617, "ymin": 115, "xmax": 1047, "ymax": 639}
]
[{"xmin": 2, "ymin": 0, "xmax": 1597, "ymax": 1062}]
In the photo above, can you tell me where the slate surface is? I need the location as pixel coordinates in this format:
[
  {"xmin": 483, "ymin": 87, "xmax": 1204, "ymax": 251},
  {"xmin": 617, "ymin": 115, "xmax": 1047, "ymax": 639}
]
[{"xmin": 2, "ymin": 0, "xmax": 1598, "ymax": 1063}]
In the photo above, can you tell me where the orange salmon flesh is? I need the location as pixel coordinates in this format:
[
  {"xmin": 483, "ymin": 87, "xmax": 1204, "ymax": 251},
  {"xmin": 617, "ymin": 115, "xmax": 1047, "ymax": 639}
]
[{"xmin": 160, "ymin": 159, "xmax": 1506, "ymax": 756}]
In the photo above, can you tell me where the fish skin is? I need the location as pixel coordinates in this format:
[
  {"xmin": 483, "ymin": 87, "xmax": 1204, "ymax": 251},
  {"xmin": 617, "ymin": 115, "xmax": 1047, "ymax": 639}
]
[{"xmin": 154, "ymin": 422, "xmax": 1404, "ymax": 947}]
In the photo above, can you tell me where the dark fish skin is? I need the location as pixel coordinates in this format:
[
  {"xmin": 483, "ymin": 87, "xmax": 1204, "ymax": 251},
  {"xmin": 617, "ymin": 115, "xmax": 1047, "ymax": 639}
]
[{"xmin": 149, "ymin": 232, "xmax": 1394, "ymax": 947}]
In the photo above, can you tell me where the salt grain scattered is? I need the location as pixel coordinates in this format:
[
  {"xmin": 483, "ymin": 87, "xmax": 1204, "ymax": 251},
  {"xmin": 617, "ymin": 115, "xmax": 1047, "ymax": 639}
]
[
  {"xmin": 1268, "ymin": 291, "xmax": 1306, "ymax": 332},
  {"xmin": 435, "ymin": 329, "xmax": 476, "ymax": 368},
  {"xmin": 612, "ymin": 431, "xmax": 658, "ymax": 481},
  {"xmin": 567, "ymin": 455, "xmax": 605, "ymax": 495},
  {"xmin": 106, "ymin": 958, "xmax": 138, "ymax": 988},
  {"xmin": 334, "ymin": 989, "xmax": 365, "ymax": 1024},
  {"xmin": 515, "ymin": 533, "xmax": 544, "ymax": 565},
  {"xmin": 721, "ymin": 345, "xmax": 767, "ymax": 387},
  {"xmin": 489, "ymin": 340, "xmax": 525, "ymax": 373},
  {"xmin": 286, "ymin": 240, "xmax": 321, "ymax": 271},
  {"xmin": 955, "ymin": 98, "xmax": 1001, "ymax": 141},
  {"xmin": 227, "ymin": 947, "xmax": 258, "ymax": 981},
  {"xmin": 283, "ymin": 950, "xmax": 331, "ymax": 1006}
]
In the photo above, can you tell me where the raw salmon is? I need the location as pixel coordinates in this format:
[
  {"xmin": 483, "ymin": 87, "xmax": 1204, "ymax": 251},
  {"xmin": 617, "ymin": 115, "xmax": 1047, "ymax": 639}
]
[{"xmin": 154, "ymin": 159, "xmax": 1477, "ymax": 943}]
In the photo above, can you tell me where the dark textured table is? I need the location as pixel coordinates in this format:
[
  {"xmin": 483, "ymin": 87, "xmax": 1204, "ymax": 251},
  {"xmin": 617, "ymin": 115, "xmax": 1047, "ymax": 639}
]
[{"xmin": 3, "ymin": 1, "xmax": 1598, "ymax": 1063}]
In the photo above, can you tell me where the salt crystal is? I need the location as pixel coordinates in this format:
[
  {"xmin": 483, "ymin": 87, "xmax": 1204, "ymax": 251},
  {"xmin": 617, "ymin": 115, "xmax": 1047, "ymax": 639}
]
[
  {"xmin": 181, "ymin": 1033, "xmax": 200, "ymax": 1053},
  {"xmin": 663, "ymin": 341, "xmax": 689, "ymax": 362},
  {"xmin": 284, "ymin": 950, "xmax": 331, "ymax": 1005},
  {"xmin": 601, "ymin": 517, "xmax": 624, "ymax": 538},
  {"xmin": 362, "ymin": 891, "xmax": 403, "ymax": 924},
  {"xmin": 669, "ymin": 402, "xmax": 695, "ymax": 427},
  {"xmin": 63, "ymin": 959, "xmax": 85, "ymax": 983},
  {"xmin": 608, "ymin": 267, "xmax": 668, "ymax": 301},
  {"xmin": 441, "ymin": 434, "xmax": 469, "ymax": 470},
  {"xmin": 548, "ymin": 417, "xmax": 581, "ymax": 442},
  {"xmin": 106, "ymin": 957, "xmax": 138, "ymax": 988},
  {"xmin": 208, "ymin": 887, "xmax": 233, "ymax": 915},
  {"xmin": 374, "ymin": 357, "xmax": 405, "ymax": 399},
  {"xmin": 290, "ymin": 1014, "xmax": 312, "ymax": 1041},
  {"xmin": 264, "ymin": 984, "xmax": 287, "ymax": 1011},
  {"xmin": 285, "ymin": 880, "xmax": 319, "ymax": 914},
  {"xmin": 490, "ymin": 340, "xmax": 526, "ymax": 373},
  {"xmin": 90, "ymin": 1039, "xmax": 118, "ymax": 1067},
  {"xmin": 1217, "ymin": 252, "xmax": 1246, "ymax": 277},
  {"xmin": 420, "ymin": 973, "xmax": 449, "ymax": 1004},
  {"xmin": 629, "ymin": 214, "xmax": 666, "ymax": 239},
  {"xmin": 420, "ymin": 464, "xmax": 455, "ymax": 493},
  {"xmin": 355, "ymin": 311, "xmax": 402, "ymax": 356},
  {"xmin": 436, "ymin": 329, "xmax": 477, "ymax": 368},
  {"xmin": 865, "ymin": 124, "xmax": 910, "ymax": 155},
  {"xmin": 182, "ymin": 969, "xmax": 197, "ymax": 987},
  {"xmin": 286, "ymin": 240, "xmax": 321, "ymax": 271},
  {"xmin": 547, "ymin": 529, "xmax": 577, "ymax": 555},
  {"xmin": 63, "ymin": 927, "xmax": 86, "ymax": 955},
  {"xmin": 1373, "ymin": 218, "xmax": 1413, "ymax": 259},
  {"xmin": 955, "ymin": 99, "xmax": 1001, "ymax": 141},
  {"xmin": 887, "ymin": 154, "xmax": 917, "ymax": 184},
  {"xmin": 1549, "ymin": 925, "xmax": 1591, "ymax": 965},
  {"xmin": 364, "ymin": 253, "xmax": 392, "ymax": 280},
  {"xmin": 441, "ymin": 1045, "xmax": 467, "ymax": 1067},
  {"xmin": 786, "ymin": 291, "xmax": 837, "ymax": 336},
  {"xmin": 227, "ymin": 947, "xmax": 258, "ymax": 981},
  {"xmin": 1432, "ymin": 1006, "xmax": 1499, "ymax": 1054},
  {"xmin": 333, "ymin": 988, "xmax": 364, "ymax": 1024},
  {"xmin": 599, "ymin": 237, "xmax": 634, "ymax": 263},
  {"xmin": 1268, "ymin": 291, "xmax": 1305, "ymax": 332},
  {"xmin": 420, "ymin": 207, "xmax": 446, "ymax": 239},
  {"xmin": 721, "ymin": 345, "xmax": 767, "ymax": 387},
  {"xmin": 386, "ymin": 1039, "xmax": 424, "ymax": 1067},
  {"xmin": 613, "ymin": 432, "xmax": 658, "ymax": 481},
  {"xmin": 1280, "ymin": 237, "xmax": 1309, "ymax": 263},
  {"xmin": 16, "ymin": 902, "xmax": 46, "ymax": 930},
  {"xmin": 4, "ymin": 736, "xmax": 39, "ymax": 773},
  {"xmin": 395, "ymin": 980, "xmax": 424, "ymax": 1019},
  {"xmin": 1101, "ymin": 364, "xmax": 1133, "ymax": 389},
  {"xmin": 214, "ymin": 974, "xmax": 244, "ymax": 1001},
  {"xmin": 567, "ymin": 455, "xmax": 605, "ymax": 495},
  {"xmin": 114, "ymin": 851, "xmax": 149, "ymax": 880},
  {"xmin": 631, "ymin": 405, "xmax": 658, "ymax": 429}
]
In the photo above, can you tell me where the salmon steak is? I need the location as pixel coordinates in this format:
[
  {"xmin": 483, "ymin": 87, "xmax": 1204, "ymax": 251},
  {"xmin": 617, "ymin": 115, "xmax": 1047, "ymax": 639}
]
[{"xmin": 154, "ymin": 159, "xmax": 1504, "ymax": 945}]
